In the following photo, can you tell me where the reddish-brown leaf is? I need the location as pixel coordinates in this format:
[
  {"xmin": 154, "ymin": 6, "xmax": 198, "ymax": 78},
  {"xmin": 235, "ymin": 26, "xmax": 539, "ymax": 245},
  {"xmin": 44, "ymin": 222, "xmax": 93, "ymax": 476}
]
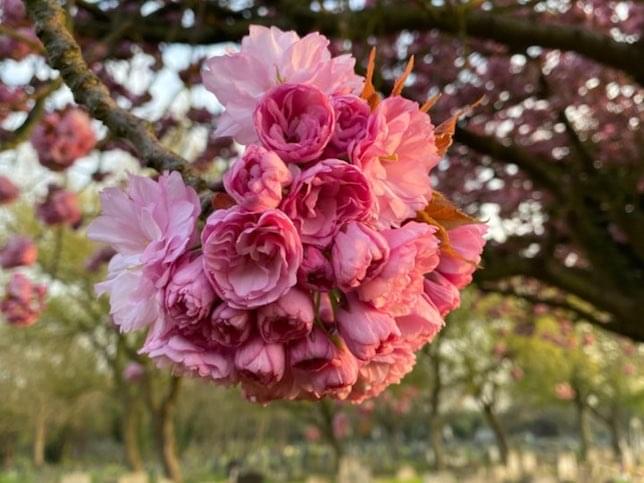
[
  {"xmin": 360, "ymin": 47, "xmax": 380, "ymax": 110},
  {"xmin": 391, "ymin": 56, "xmax": 415, "ymax": 97}
]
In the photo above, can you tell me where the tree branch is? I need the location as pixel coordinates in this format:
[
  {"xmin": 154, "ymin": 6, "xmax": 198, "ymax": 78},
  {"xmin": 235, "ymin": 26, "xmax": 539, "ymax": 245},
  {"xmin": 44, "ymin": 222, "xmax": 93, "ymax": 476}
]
[
  {"xmin": 24, "ymin": 0, "xmax": 194, "ymax": 181},
  {"xmin": 74, "ymin": 3, "xmax": 644, "ymax": 84}
]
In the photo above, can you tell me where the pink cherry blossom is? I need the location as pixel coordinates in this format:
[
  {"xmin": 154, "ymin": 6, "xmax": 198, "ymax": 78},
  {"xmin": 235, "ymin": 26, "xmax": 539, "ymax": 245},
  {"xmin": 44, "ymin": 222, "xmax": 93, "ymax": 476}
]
[
  {"xmin": 202, "ymin": 206, "xmax": 303, "ymax": 308},
  {"xmin": 234, "ymin": 336, "xmax": 285, "ymax": 385},
  {"xmin": 209, "ymin": 303, "xmax": 253, "ymax": 348},
  {"xmin": 358, "ymin": 222, "xmax": 440, "ymax": 316},
  {"xmin": 323, "ymin": 94, "xmax": 370, "ymax": 159},
  {"xmin": 332, "ymin": 222, "xmax": 389, "ymax": 291},
  {"xmin": 0, "ymin": 175, "xmax": 19, "ymax": 204},
  {"xmin": 224, "ymin": 145, "xmax": 292, "ymax": 211},
  {"xmin": 423, "ymin": 272, "xmax": 461, "ymax": 316},
  {"xmin": 290, "ymin": 328, "xmax": 359, "ymax": 400},
  {"xmin": 281, "ymin": 159, "xmax": 373, "ymax": 247},
  {"xmin": 141, "ymin": 321, "xmax": 235, "ymax": 382},
  {"xmin": 395, "ymin": 293, "xmax": 443, "ymax": 351},
  {"xmin": 31, "ymin": 108, "xmax": 96, "ymax": 171},
  {"xmin": 254, "ymin": 83, "xmax": 335, "ymax": 163},
  {"xmin": 202, "ymin": 25, "xmax": 362, "ymax": 144},
  {"xmin": 88, "ymin": 172, "xmax": 200, "ymax": 332},
  {"xmin": 298, "ymin": 246, "xmax": 334, "ymax": 291},
  {"xmin": 36, "ymin": 185, "xmax": 82, "ymax": 227},
  {"xmin": 122, "ymin": 362, "xmax": 145, "ymax": 382},
  {"xmin": 437, "ymin": 223, "xmax": 487, "ymax": 289},
  {"xmin": 164, "ymin": 253, "xmax": 216, "ymax": 328},
  {"xmin": 1, "ymin": 273, "xmax": 46, "ymax": 327},
  {"xmin": 352, "ymin": 96, "xmax": 439, "ymax": 228},
  {"xmin": 0, "ymin": 236, "xmax": 37, "ymax": 269},
  {"xmin": 337, "ymin": 295, "xmax": 401, "ymax": 361},
  {"xmin": 258, "ymin": 287, "xmax": 314, "ymax": 343}
]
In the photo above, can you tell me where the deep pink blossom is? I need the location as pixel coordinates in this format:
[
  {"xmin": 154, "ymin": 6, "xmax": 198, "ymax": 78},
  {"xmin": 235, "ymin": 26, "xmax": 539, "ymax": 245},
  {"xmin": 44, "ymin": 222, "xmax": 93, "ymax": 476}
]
[
  {"xmin": 36, "ymin": 185, "xmax": 82, "ymax": 227},
  {"xmin": 0, "ymin": 176, "xmax": 19, "ymax": 204},
  {"xmin": 202, "ymin": 206, "xmax": 303, "ymax": 308},
  {"xmin": 352, "ymin": 96, "xmax": 439, "ymax": 227},
  {"xmin": 423, "ymin": 272, "xmax": 461, "ymax": 316},
  {"xmin": 281, "ymin": 159, "xmax": 373, "ymax": 247},
  {"xmin": 290, "ymin": 328, "xmax": 359, "ymax": 399},
  {"xmin": 254, "ymin": 83, "xmax": 335, "ymax": 163},
  {"xmin": 298, "ymin": 246, "xmax": 334, "ymax": 290},
  {"xmin": 395, "ymin": 293, "xmax": 443, "ymax": 351},
  {"xmin": 337, "ymin": 296, "xmax": 400, "ymax": 361},
  {"xmin": 209, "ymin": 303, "xmax": 253, "ymax": 348},
  {"xmin": 142, "ymin": 321, "xmax": 235, "ymax": 382},
  {"xmin": 1, "ymin": 273, "xmax": 46, "ymax": 327},
  {"xmin": 358, "ymin": 222, "xmax": 440, "ymax": 316},
  {"xmin": 0, "ymin": 236, "xmax": 37, "ymax": 269},
  {"xmin": 234, "ymin": 336, "xmax": 285, "ymax": 385},
  {"xmin": 31, "ymin": 109, "xmax": 96, "ymax": 171},
  {"xmin": 323, "ymin": 94, "xmax": 370, "ymax": 159},
  {"xmin": 332, "ymin": 222, "xmax": 389, "ymax": 291},
  {"xmin": 258, "ymin": 288, "xmax": 314, "ymax": 343},
  {"xmin": 202, "ymin": 25, "xmax": 362, "ymax": 143},
  {"xmin": 437, "ymin": 224, "xmax": 487, "ymax": 289},
  {"xmin": 164, "ymin": 253, "xmax": 216, "ymax": 328},
  {"xmin": 224, "ymin": 145, "xmax": 292, "ymax": 211}
]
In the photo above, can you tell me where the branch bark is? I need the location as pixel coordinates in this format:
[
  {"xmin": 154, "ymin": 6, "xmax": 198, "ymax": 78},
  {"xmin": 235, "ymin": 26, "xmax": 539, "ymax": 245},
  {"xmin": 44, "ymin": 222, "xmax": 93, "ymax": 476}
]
[{"xmin": 24, "ymin": 0, "xmax": 192, "ymax": 179}]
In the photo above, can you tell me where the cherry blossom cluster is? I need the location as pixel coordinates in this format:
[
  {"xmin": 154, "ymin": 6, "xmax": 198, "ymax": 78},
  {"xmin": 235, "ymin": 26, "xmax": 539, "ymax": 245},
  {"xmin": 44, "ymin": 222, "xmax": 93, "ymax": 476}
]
[{"xmin": 89, "ymin": 26, "xmax": 486, "ymax": 403}]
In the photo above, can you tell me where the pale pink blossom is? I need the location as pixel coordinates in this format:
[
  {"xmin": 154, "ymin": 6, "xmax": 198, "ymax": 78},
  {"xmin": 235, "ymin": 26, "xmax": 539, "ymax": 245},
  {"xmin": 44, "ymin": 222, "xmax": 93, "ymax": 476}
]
[
  {"xmin": 234, "ymin": 336, "xmax": 285, "ymax": 385},
  {"xmin": 31, "ymin": 109, "xmax": 96, "ymax": 171},
  {"xmin": 332, "ymin": 222, "xmax": 389, "ymax": 291},
  {"xmin": 88, "ymin": 172, "xmax": 200, "ymax": 332},
  {"xmin": 88, "ymin": 172, "xmax": 200, "ymax": 283},
  {"xmin": 254, "ymin": 83, "xmax": 335, "ymax": 163},
  {"xmin": 352, "ymin": 96, "xmax": 439, "ymax": 227},
  {"xmin": 224, "ymin": 145, "xmax": 292, "ymax": 211},
  {"xmin": 554, "ymin": 382, "xmax": 576, "ymax": 401},
  {"xmin": 1, "ymin": 273, "xmax": 46, "ymax": 327},
  {"xmin": 358, "ymin": 222, "xmax": 440, "ymax": 316},
  {"xmin": 281, "ymin": 159, "xmax": 373, "ymax": 247},
  {"xmin": 122, "ymin": 362, "xmax": 145, "ymax": 382},
  {"xmin": 0, "ymin": 236, "xmax": 37, "ymax": 269},
  {"xmin": 202, "ymin": 206, "xmax": 303, "ymax": 308},
  {"xmin": 337, "ymin": 295, "xmax": 400, "ymax": 361},
  {"xmin": 258, "ymin": 287, "xmax": 314, "ymax": 343},
  {"xmin": 202, "ymin": 25, "xmax": 362, "ymax": 143}
]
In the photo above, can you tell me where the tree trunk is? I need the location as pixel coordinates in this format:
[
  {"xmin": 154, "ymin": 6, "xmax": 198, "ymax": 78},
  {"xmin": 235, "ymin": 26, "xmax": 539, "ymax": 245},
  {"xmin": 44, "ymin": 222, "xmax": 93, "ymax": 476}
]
[
  {"xmin": 33, "ymin": 408, "xmax": 46, "ymax": 468},
  {"xmin": 154, "ymin": 377, "xmax": 182, "ymax": 482},
  {"xmin": 319, "ymin": 401, "xmax": 343, "ymax": 475},
  {"xmin": 429, "ymin": 413, "xmax": 446, "ymax": 470},
  {"xmin": 608, "ymin": 407, "xmax": 624, "ymax": 461},
  {"xmin": 482, "ymin": 403, "xmax": 509, "ymax": 465},
  {"xmin": 428, "ymin": 333, "xmax": 447, "ymax": 470},
  {"xmin": 122, "ymin": 396, "xmax": 144, "ymax": 472},
  {"xmin": 574, "ymin": 398, "xmax": 591, "ymax": 462}
]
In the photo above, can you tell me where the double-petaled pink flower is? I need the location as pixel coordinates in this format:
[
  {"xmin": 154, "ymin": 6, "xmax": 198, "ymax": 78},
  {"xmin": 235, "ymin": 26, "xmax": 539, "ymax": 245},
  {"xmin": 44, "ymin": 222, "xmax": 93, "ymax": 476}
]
[
  {"xmin": 202, "ymin": 25, "xmax": 362, "ymax": 144},
  {"xmin": 0, "ymin": 236, "xmax": 37, "ymax": 269}
]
